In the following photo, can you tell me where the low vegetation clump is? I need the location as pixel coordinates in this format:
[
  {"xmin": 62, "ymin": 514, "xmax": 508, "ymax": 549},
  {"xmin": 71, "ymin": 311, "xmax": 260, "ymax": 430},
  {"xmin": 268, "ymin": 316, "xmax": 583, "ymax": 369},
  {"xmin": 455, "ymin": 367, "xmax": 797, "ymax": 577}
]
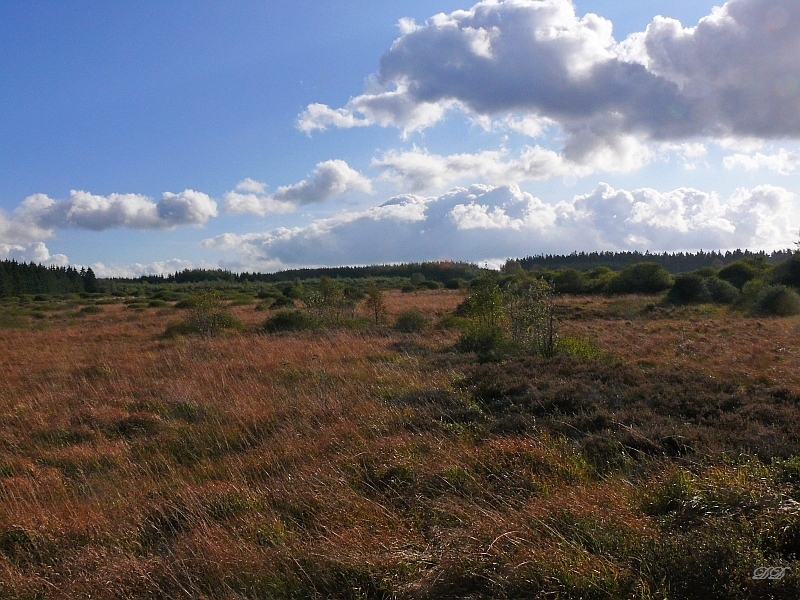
[
  {"xmin": 756, "ymin": 285, "xmax": 800, "ymax": 316},
  {"xmin": 164, "ymin": 290, "xmax": 243, "ymax": 337},
  {"xmin": 393, "ymin": 308, "xmax": 427, "ymax": 333},
  {"xmin": 262, "ymin": 308, "xmax": 320, "ymax": 332}
]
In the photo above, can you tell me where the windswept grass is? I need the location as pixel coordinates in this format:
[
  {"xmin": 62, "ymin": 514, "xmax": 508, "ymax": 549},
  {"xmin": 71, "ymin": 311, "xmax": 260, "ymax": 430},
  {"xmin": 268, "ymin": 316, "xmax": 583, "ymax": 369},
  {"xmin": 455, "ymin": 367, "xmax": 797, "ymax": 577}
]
[{"xmin": 0, "ymin": 291, "xmax": 799, "ymax": 598}]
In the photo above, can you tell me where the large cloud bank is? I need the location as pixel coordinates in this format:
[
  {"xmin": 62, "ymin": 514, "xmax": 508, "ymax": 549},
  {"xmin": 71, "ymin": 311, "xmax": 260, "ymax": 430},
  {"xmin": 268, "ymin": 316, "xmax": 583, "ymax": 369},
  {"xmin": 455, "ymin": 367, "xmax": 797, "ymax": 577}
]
[
  {"xmin": 299, "ymin": 0, "xmax": 800, "ymax": 163},
  {"xmin": 204, "ymin": 183, "xmax": 797, "ymax": 269}
]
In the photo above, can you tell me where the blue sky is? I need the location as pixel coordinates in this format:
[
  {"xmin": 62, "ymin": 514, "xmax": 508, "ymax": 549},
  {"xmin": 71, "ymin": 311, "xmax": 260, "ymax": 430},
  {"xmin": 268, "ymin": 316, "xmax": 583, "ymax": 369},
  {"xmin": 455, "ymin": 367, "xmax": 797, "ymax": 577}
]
[{"xmin": 2, "ymin": 0, "xmax": 799, "ymax": 275}]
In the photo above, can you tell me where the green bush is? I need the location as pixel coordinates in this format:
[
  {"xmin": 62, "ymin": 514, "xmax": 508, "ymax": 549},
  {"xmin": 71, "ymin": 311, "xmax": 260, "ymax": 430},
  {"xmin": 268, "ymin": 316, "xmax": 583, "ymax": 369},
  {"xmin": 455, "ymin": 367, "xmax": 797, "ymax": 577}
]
[
  {"xmin": 282, "ymin": 284, "xmax": 304, "ymax": 299},
  {"xmin": 666, "ymin": 274, "xmax": 709, "ymax": 305},
  {"xmin": 772, "ymin": 253, "xmax": 800, "ymax": 287},
  {"xmin": 718, "ymin": 260, "xmax": 759, "ymax": 289},
  {"xmin": 445, "ymin": 278, "xmax": 465, "ymax": 290},
  {"xmin": 755, "ymin": 285, "xmax": 800, "ymax": 316},
  {"xmin": 263, "ymin": 309, "xmax": 320, "ymax": 333},
  {"xmin": 706, "ymin": 277, "xmax": 740, "ymax": 304},
  {"xmin": 456, "ymin": 324, "xmax": 506, "ymax": 361},
  {"xmin": 605, "ymin": 263, "xmax": 672, "ymax": 294},
  {"xmin": 187, "ymin": 290, "xmax": 241, "ymax": 336},
  {"xmin": 554, "ymin": 269, "xmax": 588, "ymax": 294},
  {"xmin": 393, "ymin": 309, "xmax": 427, "ymax": 333}
]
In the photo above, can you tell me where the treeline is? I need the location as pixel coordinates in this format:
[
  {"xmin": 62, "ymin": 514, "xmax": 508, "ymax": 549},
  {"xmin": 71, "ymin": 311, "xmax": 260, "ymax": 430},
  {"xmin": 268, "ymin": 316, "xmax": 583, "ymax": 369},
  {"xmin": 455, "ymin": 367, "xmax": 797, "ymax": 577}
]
[
  {"xmin": 512, "ymin": 249, "xmax": 794, "ymax": 273},
  {"xmin": 0, "ymin": 261, "xmax": 99, "ymax": 297},
  {"xmin": 132, "ymin": 261, "xmax": 483, "ymax": 285}
]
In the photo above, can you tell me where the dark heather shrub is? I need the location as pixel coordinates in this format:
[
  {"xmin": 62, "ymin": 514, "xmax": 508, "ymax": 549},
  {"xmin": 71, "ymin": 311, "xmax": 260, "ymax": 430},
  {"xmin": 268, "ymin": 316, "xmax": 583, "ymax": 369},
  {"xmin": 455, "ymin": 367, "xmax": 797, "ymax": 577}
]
[
  {"xmin": 456, "ymin": 324, "xmax": 506, "ymax": 361},
  {"xmin": 606, "ymin": 263, "xmax": 672, "ymax": 294},
  {"xmin": 666, "ymin": 274, "xmax": 709, "ymax": 305},
  {"xmin": 718, "ymin": 260, "xmax": 759, "ymax": 289},
  {"xmin": 393, "ymin": 309, "xmax": 427, "ymax": 333},
  {"xmin": 554, "ymin": 269, "xmax": 588, "ymax": 294},
  {"xmin": 756, "ymin": 285, "xmax": 800, "ymax": 317},
  {"xmin": 706, "ymin": 277, "xmax": 740, "ymax": 304},
  {"xmin": 772, "ymin": 253, "xmax": 800, "ymax": 288},
  {"xmin": 263, "ymin": 309, "xmax": 319, "ymax": 332}
]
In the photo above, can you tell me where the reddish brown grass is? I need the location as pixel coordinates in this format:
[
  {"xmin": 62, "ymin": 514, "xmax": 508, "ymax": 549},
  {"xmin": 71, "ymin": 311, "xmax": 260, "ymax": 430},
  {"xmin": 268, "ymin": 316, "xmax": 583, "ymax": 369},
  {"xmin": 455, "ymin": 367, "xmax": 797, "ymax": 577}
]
[{"xmin": 0, "ymin": 292, "xmax": 798, "ymax": 598}]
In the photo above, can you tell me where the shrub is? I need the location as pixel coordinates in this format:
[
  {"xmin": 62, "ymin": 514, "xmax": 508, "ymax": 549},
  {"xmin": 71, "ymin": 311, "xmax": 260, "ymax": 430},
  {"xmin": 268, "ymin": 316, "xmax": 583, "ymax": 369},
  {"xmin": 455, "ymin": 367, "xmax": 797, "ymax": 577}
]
[
  {"xmin": 772, "ymin": 253, "xmax": 800, "ymax": 287},
  {"xmin": 706, "ymin": 277, "xmax": 740, "ymax": 304},
  {"xmin": 742, "ymin": 278, "xmax": 768, "ymax": 302},
  {"xmin": 456, "ymin": 324, "xmax": 506, "ymax": 361},
  {"xmin": 445, "ymin": 278, "xmax": 465, "ymax": 290},
  {"xmin": 554, "ymin": 269, "xmax": 588, "ymax": 294},
  {"xmin": 271, "ymin": 294, "xmax": 294, "ymax": 308},
  {"xmin": 282, "ymin": 284, "xmax": 304, "ymax": 299},
  {"xmin": 263, "ymin": 309, "xmax": 320, "ymax": 333},
  {"xmin": 363, "ymin": 284, "xmax": 387, "ymax": 326},
  {"xmin": 393, "ymin": 309, "xmax": 427, "ymax": 333},
  {"xmin": 186, "ymin": 290, "xmax": 241, "ymax": 336},
  {"xmin": 666, "ymin": 274, "xmax": 709, "ymax": 305},
  {"xmin": 605, "ymin": 263, "xmax": 672, "ymax": 294},
  {"xmin": 718, "ymin": 260, "xmax": 759, "ymax": 289},
  {"xmin": 755, "ymin": 285, "xmax": 800, "ymax": 317}
]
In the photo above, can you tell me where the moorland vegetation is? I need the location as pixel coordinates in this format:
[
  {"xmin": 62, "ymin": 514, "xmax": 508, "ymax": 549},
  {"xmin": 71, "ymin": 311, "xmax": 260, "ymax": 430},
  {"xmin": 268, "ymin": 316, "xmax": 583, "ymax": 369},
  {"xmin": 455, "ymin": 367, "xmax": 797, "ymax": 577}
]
[{"xmin": 2, "ymin": 252, "xmax": 800, "ymax": 598}]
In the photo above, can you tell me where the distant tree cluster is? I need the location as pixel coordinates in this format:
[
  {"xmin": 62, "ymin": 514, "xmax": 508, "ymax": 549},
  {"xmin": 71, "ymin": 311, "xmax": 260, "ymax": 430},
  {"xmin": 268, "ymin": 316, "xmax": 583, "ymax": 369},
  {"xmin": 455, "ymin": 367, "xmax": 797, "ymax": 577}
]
[
  {"xmin": 0, "ymin": 261, "xmax": 98, "ymax": 297},
  {"xmin": 130, "ymin": 261, "xmax": 482, "ymax": 286},
  {"xmin": 511, "ymin": 249, "xmax": 794, "ymax": 274}
]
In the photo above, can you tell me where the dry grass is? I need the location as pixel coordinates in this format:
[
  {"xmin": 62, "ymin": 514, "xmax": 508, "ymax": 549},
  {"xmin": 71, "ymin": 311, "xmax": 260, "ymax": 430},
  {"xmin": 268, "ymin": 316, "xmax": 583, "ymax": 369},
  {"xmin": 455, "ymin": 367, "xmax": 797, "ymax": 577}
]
[{"xmin": 0, "ymin": 291, "xmax": 799, "ymax": 598}]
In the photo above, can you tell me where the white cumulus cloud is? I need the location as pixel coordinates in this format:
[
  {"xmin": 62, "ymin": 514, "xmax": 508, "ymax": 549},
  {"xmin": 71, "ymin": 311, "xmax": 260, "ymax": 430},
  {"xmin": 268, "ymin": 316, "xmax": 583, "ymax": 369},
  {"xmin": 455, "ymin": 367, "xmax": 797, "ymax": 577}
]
[
  {"xmin": 300, "ymin": 0, "xmax": 800, "ymax": 153},
  {"xmin": 723, "ymin": 148, "xmax": 800, "ymax": 174},
  {"xmin": 0, "ymin": 241, "xmax": 68, "ymax": 266},
  {"xmin": 16, "ymin": 189, "xmax": 217, "ymax": 231},
  {"xmin": 222, "ymin": 160, "xmax": 373, "ymax": 216},
  {"xmin": 204, "ymin": 182, "xmax": 798, "ymax": 269},
  {"xmin": 373, "ymin": 142, "xmax": 652, "ymax": 192}
]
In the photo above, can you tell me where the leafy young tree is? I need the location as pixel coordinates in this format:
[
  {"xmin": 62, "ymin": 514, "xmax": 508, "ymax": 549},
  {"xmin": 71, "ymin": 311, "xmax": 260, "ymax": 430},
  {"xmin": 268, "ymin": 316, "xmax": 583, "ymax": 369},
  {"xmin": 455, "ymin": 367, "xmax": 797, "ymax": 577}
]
[
  {"xmin": 188, "ymin": 290, "xmax": 229, "ymax": 337},
  {"xmin": 463, "ymin": 277, "xmax": 504, "ymax": 328},
  {"xmin": 364, "ymin": 283, "xmax": 387, "ymax": 325},
  {"xmin": 504, "ymin": 278, "xmax": 556, "ymax": 357}
]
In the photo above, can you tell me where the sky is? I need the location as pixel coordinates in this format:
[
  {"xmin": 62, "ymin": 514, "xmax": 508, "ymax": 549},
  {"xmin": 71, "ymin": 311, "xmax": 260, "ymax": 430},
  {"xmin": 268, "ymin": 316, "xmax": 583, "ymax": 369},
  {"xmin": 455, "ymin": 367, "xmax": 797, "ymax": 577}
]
[{"xmin": 2, "ymin": 0, "xmax": 800, "ymax": 276}]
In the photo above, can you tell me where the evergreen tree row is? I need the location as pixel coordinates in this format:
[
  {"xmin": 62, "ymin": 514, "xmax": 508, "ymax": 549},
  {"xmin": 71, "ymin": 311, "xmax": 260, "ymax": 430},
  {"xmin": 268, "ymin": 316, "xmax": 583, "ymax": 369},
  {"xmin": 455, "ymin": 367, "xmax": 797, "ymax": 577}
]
[
  {"xmin": 130, "ymin": 261, "xmax": 483, "ymax": 285},
  {"xmin": 511, "ymin": 249, "xmax": 794, "ymax": 274},
  {"xmin": 0, "ymin": 261, "xmax": 98, "ymax": 297}
]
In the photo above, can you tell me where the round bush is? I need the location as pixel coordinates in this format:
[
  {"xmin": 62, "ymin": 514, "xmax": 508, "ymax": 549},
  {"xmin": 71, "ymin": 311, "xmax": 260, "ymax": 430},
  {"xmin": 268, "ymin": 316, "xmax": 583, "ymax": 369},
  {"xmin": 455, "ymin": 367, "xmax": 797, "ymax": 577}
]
[
  {"xmin": 772, "ymin": 254, "xmax": 800, "ymax": 288},
  {"xmin": 756, "ymin": 286, "xmax": 800, "ymax": 317},
  {"xmin": 554, "ymin": 269, "xmax": 588, "ymax": 294},
  {"xmin": 606, "ymin": 263, "xmax": 672, "ymax": 294},
  {"xmin": 393, "ymin": 309, "xmax": 427, "ymax": 333},
  {"xmin": 456, "ymin": 324, "xmax": 505, "ymax": 359},
  {"xmin": 706, "ymin": 277, "xmax": 740, "ymax": 304},
  {"xmin": 718, "ymin": 260, "xmax": 758, "ymax": 289},
  {"xmin": 417, "ymin": 280, "xmax": 442, "ymax": 290},
  {"xmin": 263, "ymin": 309, "xmax": 319, "ymax": 332},
  {"xmin": 666, "ymin": 274, "xmax": 709, "ymax": 305}
]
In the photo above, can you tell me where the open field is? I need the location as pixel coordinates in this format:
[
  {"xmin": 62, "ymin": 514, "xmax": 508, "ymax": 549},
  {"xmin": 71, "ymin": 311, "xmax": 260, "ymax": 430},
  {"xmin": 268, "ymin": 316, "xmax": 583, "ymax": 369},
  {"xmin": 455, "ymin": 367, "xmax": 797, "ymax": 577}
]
[{"xmin": 2, "ymin": 289, "xmax": 800, "ymax": 599}]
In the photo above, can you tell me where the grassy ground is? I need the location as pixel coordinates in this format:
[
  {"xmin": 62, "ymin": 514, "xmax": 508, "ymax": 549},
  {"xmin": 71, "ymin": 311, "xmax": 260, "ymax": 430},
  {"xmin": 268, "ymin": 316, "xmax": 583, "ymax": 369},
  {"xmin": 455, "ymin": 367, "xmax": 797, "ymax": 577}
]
[{"xmin": 1, "ymin": 290, "xmax": 799, "ymax": 599}]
